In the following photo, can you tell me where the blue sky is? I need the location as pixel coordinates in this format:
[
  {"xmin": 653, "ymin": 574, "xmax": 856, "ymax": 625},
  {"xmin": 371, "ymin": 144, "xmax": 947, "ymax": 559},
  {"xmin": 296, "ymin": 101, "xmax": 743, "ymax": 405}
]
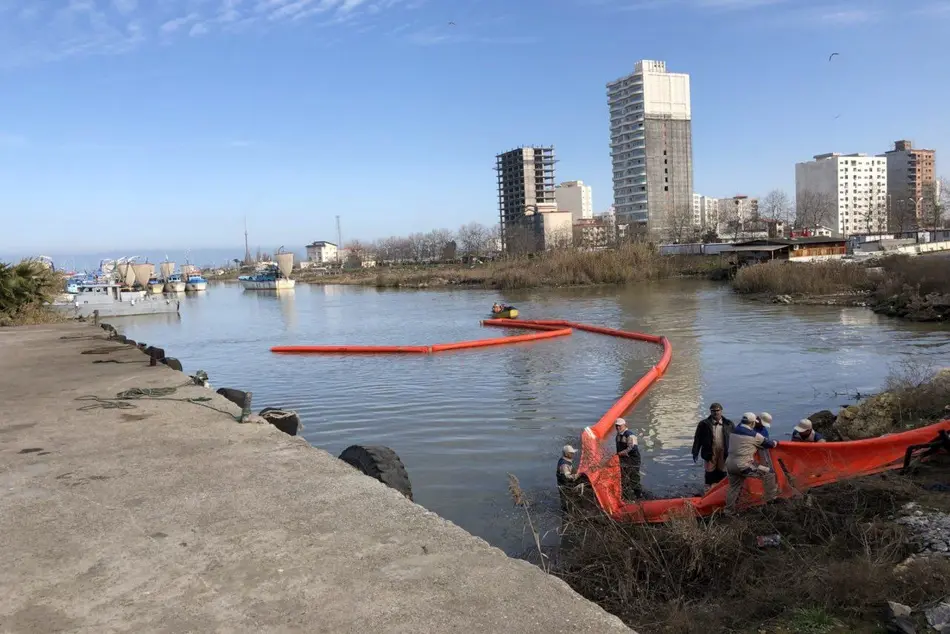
[{"xmin": 1, "ymin": 0, "xmax": 948, "ymax": 256}]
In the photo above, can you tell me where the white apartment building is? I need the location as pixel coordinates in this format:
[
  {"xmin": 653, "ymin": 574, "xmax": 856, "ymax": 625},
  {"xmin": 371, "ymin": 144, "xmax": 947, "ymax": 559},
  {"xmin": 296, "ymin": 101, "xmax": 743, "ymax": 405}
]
[
  {"xmin": 305, "ymin": 241, "xmax": 339, "ymax": 264},
  {"xmin": 691, "ymin": 193, "xmax": 720, "ymax": 230},
  {"xmin": 795, "ymin": 153, "xmax": 888, "ymax": 236},
  {"xmin": 555, "ymin": 180, "xmax": 593, "ymax": 223},
  {"xmin": 608, "ymin": 60, "xmax": 693, "ymax": 234}
]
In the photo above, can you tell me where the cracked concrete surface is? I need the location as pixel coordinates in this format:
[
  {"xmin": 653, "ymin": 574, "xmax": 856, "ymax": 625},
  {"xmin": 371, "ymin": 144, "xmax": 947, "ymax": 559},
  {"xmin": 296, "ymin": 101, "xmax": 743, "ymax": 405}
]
[{"xmin": 0, "ymin": 323, "xmax": 631, "ymax": 633}]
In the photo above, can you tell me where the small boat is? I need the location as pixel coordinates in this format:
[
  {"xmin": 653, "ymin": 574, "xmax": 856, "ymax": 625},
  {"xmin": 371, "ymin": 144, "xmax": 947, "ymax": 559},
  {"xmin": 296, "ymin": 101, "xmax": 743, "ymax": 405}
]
[
  {"xmin": 490, "ymin": 305, "xmax": 519, "ymax": 319},
  {"xmin": 147, "ymin": 277, "xmax": 165, "ymax": 294},
  {"xmin": 164, "ymin": 273, "xmax": 186, "ymax": 293},
  {"xmin": 185, "ymin": 274, "xmax": 208, "ymax": 292}
]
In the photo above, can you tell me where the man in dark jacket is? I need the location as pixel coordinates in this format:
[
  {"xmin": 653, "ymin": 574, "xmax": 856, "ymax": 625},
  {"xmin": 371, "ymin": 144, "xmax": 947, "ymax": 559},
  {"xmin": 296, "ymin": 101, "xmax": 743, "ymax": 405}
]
[{"xmin": 692, "ymin": 402, "xmax": 734, "ymax": 489}]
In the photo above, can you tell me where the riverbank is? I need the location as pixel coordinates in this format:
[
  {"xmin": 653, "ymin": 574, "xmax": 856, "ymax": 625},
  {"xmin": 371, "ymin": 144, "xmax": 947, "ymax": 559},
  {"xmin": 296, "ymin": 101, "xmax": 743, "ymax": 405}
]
[
  {"xmin": 0, "ymin": 323, "xmax": 630, "ymax": 633},
  {"xmin": 211, "ymin": 246, "xmax": 725, "ymax": 290},
  {"xmin": 547, "ymin": 368, "xmax": 950, "ymax": 633},
  {"xmin": 732, "ymin": 256, "xmax": 950, "ymax": 321}
]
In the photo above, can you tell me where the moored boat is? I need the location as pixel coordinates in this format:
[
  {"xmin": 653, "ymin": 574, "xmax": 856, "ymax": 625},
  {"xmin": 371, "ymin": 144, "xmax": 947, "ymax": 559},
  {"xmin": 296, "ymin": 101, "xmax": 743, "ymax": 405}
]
[
  {"xmin": 185, "ymin": 274, "xmax": 208, "ymax": 292},
  {"xmin": 52, "ymin": 281, "xmax": 180, "ymax": 318},
  {"xmin": 239, "ymin": 252, "xmax": 295, "ymax": 291},
  {"xmin": 164, "ymin": 273, "xmax": 186, "ymax": 293},
  {"xmin": 147, "ymin": 277, "xmax": 165, "ymax": 294}
]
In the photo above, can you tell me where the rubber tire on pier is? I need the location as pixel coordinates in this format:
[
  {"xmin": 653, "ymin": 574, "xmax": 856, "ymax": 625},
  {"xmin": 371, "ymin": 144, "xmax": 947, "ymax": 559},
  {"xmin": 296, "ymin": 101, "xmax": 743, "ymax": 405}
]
[{"xmin": 338, "ymin": 445, "xmax": 413, "ymax": 502}]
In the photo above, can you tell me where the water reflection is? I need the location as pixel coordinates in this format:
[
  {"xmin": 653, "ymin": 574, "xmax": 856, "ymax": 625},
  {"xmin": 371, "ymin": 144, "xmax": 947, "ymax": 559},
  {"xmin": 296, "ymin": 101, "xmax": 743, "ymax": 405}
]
[{"xmin": 112, "ymin": 280, "xmax": 950, "ymax": 555}]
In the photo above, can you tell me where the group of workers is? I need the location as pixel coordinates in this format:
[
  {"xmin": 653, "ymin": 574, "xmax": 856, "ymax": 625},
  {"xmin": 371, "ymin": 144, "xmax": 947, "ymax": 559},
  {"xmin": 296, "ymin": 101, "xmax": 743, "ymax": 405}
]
[{"xmin": 556, "ymin": 403, "xmax": 828, "ymax": 515}]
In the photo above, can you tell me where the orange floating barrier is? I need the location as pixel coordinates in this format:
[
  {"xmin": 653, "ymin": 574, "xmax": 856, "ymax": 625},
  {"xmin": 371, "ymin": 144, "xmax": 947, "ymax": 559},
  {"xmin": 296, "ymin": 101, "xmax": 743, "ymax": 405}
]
[
  {"xmin": 271, "ymin": 345, "xmax": 429, "ymax": 354},
  {"xmin": 271, "ymin": 315, "xmax": 949, "ymax": 523}
]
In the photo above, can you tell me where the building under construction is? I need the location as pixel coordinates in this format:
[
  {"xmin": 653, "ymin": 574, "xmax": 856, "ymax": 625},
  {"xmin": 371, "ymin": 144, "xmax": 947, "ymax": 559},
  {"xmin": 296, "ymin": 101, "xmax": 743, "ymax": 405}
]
[{"xmin": 495, "ymin": 147, "xmax": 557, "ymax": 253}]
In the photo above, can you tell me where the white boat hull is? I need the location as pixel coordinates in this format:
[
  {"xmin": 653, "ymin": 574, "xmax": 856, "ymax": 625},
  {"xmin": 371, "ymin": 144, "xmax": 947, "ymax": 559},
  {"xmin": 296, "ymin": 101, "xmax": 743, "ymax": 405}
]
[
  {"xmin": 53, "ymin": 296, "xmax": 180, "ymax": 319},
  {"xmin": 240, "ymin": 279, "xmax": 296, "ymax": 291},
  {"xmin": 185, "ymin": 282, "xmax": 208, "ymax": 292},
  {"xmin": 148, "ymin": 283, "xmax": 164, "ymax": 294},
  {"xmin": 164, "ymin": 282, "xmax": 186, "ymax": 293}
]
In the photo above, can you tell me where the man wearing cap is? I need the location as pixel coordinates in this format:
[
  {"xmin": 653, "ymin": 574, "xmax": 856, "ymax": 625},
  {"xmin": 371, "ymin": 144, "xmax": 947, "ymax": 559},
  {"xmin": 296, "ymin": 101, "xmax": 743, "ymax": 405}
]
[
  {"xmin": 615, "ymin": 418, "xmax": 642, "ymax": 500},
  {"xmin": 725, "ymin": 412, "xmax": 779, "ymax": 515},
  {"xmin": 792, "ymin": 419, "xmax": 826, "ymax": 442},
  {"xmin": 692, "ymin": 403, "xmax": 735, "ymax": 489},
  {"xmin": 556, "ymin": 445, "xmax": 581, "ymax": 511}
]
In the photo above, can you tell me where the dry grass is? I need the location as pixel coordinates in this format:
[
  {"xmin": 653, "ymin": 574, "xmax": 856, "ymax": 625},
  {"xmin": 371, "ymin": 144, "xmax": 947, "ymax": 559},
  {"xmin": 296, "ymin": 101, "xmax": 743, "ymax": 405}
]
[
  {"xmin": 538, "ymin": 462, "xmax": 950, "ymax": 633},
  {"xmin": 732, "ymin": 260, "xmax": 871, "ymax": 296},
  {"xmin": 875, "ymin": 255, "xmax": 950, "ymax": 299},
  {"xmin": 296, "ymin": 245, "xmax": 724, "ymax": 290},
  {"xmin": 0, "ymin": 303, "xmax": 67, "ymax": 327}
]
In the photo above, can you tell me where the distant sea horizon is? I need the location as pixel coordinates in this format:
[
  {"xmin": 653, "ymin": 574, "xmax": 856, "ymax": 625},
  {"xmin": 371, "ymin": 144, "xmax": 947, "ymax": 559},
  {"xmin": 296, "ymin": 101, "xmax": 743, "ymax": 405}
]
[{"xmin": 0, "ymin": 247, "xmax": 309, "ymax": 273}]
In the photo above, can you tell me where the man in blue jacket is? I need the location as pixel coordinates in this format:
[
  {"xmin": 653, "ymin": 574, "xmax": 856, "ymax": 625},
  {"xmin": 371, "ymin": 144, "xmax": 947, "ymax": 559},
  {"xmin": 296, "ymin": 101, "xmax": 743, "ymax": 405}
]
[{"xmin": 725, "ymin": 412, "xmax": 780, "ymax": 515}]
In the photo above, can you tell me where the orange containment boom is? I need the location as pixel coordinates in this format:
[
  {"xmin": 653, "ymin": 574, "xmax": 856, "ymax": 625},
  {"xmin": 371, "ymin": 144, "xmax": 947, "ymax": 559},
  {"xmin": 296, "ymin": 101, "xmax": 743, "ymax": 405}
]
[{"xmin": 269, "ymin": 319, "xmax": 573, "ymax": 355}]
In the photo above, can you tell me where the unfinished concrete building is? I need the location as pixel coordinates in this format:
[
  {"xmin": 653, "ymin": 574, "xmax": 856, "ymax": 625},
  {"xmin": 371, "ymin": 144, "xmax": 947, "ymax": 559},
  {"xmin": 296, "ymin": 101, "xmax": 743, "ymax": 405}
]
[
  {"xmin": 495, "ymin": 146, "xmax": 558, "ymax": 253},
  {"xmin": 608, "ymin": 60, "xmax": 693, "ymax": 237}
]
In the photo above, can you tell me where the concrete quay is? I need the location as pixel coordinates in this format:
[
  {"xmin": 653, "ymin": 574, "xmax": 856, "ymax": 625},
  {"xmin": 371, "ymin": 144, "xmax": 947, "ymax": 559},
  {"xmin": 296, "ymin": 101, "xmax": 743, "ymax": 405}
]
[{"xmin": 0, "ymin": 323, "xmax": 631, "ymax": 633}]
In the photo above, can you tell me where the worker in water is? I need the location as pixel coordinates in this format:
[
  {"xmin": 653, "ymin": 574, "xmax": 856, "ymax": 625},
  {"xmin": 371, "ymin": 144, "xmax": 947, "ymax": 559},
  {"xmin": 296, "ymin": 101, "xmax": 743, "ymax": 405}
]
[
  {"xmin": 792, "ymin": 419, "xmax": 827, "ymax": 442},
  {"xmin": 692, "ymin": 402, "xmax": 734, "ymax": 490},
  {"xmin": 725, "ymin": 412, "xmax": 780, "ymax": 515},
  {"xmin": 556, "ymin": 445, "xmax": 580, "ymax": 511},
  {"xmin": 492, "ymin": 302, "xmax": 502, "ymax": 314},
  {"xmin": 755, "ymin": 413, "xmax": 773, "ymax": 469},
  {"xmin": 614, "ymin": 418, "xmax": 642, "ymax": 499}
]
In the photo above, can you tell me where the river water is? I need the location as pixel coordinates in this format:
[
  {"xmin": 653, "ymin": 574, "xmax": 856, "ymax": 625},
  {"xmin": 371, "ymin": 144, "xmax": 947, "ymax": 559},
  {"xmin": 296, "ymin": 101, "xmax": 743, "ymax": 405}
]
[{"xmin": 112, "ymin": 280, "xmax": 950, "ymax": 554}]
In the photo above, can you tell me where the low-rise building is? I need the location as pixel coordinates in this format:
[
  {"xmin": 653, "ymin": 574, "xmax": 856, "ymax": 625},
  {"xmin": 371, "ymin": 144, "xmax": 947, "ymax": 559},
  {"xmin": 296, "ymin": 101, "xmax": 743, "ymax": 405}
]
[
  {"xmin": 573, "ymin": 216, "xmax": 614, "ymax": 249},
  {"xmin": 306, "ymin": 241, "xmax": 339, "ymax": 264},
  {"xmin": 722, "ymin": 236, "xmax": 848, "ymax": 266}
]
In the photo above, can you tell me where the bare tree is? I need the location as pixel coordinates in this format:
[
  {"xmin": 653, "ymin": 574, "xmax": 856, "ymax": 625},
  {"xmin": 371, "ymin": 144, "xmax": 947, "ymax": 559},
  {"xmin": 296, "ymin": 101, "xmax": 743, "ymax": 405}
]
[
  {"xmin": 889, "ymin": 198, "xmax": 917, "ymax": 234},
  {"xmin": 921, "ymin": 178, "xmax": 949, "ymax": 232},
  {"xmin": 426, "ymin": 229, "xmax": 455, "ymax": 261},
  {"xmin": 458, "ymin": 222, "xmax": 491, "ymax": 258},
  {"xmin": 760, "ymin": 189, "xmax": 792, "ymax": 225},
  {"xmin": 662, "ymin": 203, "xmax": 698, "ymax": 244},
  {"xmin": 796, "ymin": 191, "xmax": 835, "ymax": 231}
]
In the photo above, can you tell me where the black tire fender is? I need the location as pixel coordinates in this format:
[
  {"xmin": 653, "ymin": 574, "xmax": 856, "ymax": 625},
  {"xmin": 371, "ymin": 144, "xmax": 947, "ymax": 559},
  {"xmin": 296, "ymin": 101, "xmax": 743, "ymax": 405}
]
[{"xmin": 338, "ymin": 445, "xmax": 413, "ymax": 501}]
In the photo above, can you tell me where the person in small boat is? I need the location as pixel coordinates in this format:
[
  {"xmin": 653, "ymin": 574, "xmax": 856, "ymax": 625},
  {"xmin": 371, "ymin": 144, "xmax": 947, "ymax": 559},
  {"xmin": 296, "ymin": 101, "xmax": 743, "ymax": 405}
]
[
  {"xmin": 692, "ymin": 402, "xmax": 734, "ymax": 490},
  {"xmin": 492, "ymin": 302, "xmax": 503, "ymax": 314},
  {"xmin": 615, "ymin": 418, "xmax": 643, "ymax": 499},
  {"xmin": 791, "ymin": 419, "xmax": 826, "ymax": 443},
  {"xmin": 725, "ymin": 412, "xmax": 779, "ymax": 515},
  {"xmin": 556, "ymin": 445, "xmax": 581, "ymax": 511}
]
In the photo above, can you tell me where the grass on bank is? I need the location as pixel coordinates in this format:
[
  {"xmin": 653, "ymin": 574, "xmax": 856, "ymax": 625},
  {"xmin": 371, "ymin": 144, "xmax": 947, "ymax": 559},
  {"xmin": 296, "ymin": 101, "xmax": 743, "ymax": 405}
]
[
  {"xmin": 732, "ymin": 255, "xmax": 950, "ymax": 302},
  {"xmin": 546, "ymin": 464, "xmax": 950, "ymax": 634},
  {"xmin": 731, "ymin": 259, "xmax": 872, "ymax": 296},
  {"xmin": 0, "ymin": 259, "xmax": 64, "ymax": 327},
  {"xmin": 292, "ymin": 245, "xmax": 725, "ymax": 290}
]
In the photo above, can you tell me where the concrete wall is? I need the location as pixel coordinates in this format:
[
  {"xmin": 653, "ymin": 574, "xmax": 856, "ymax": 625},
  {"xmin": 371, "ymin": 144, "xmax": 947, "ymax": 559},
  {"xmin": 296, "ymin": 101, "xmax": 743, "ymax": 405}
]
[
  {"xmin": 556, "ymin": 181, "xmax": 593, "ymax": 222},
  {"xmin": 645, "ymin": 118, "xmax": 693, "ymax": 238}
]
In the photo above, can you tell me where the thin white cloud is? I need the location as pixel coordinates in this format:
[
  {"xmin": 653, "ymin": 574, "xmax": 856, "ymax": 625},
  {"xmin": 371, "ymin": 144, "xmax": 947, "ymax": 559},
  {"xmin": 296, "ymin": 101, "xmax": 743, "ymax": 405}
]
[
  {"xmin": 0, "ymin": 0, "xmax": 420, "ymax": 67},
  {"xmin": 160, "ymin": 13, "xmax": 200, "ymax": 33}
]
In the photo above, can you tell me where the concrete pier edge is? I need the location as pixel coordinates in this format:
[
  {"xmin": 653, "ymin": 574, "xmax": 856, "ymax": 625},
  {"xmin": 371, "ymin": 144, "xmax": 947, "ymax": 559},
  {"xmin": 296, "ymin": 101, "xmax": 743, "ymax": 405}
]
[{"xmin": 0, "ymin": 322, "xmax": 632, "ymax": 633}]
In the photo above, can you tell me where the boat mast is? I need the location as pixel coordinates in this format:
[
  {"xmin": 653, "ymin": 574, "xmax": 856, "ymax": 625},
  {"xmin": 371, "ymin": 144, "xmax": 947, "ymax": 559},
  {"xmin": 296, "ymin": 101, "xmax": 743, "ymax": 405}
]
[{"xmin": 244, "ymin": 216, "xmax": 251, "ymax": 265}]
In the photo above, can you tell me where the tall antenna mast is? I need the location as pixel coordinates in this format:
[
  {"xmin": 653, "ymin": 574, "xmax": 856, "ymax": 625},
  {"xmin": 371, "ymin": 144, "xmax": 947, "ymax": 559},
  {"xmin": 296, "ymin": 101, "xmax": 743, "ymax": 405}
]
[{"xmin": 244, "ymin": 216, "xmax": 251, "ymax": 265}]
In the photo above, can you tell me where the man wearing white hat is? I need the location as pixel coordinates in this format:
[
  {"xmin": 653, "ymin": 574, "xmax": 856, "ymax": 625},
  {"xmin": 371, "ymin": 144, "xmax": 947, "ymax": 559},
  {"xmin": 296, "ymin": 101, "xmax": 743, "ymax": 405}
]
[
  {"xmin": 792, "ymin": 419, "xmax": 826, "ymax": 443},
  {"xmin": 615, "ymin": 418, "xmax": 642, "ymax": 500},
  {"xmin": 556, "ymin": 445, "xmax": 580, "ymax": 511},
  {"xmin": 724, "ymin": 412, "xmax": 780, "ymax": 515}
]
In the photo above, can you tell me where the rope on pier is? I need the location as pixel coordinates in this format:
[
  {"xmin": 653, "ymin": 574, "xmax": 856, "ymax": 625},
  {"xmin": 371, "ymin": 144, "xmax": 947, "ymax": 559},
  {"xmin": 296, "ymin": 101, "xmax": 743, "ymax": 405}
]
[{"xmin": 75, "ymin": 382, "xmax": 242, "ymax": 421}]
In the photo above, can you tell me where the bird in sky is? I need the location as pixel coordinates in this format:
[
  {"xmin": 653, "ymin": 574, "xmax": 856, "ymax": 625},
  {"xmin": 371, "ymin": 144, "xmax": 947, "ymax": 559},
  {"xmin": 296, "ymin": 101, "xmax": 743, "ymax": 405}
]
[
  {"xmin": 448, "ymin": 21, "xmax": 456, "ymax": 26},
  {"xmin": 828, "ymin": 52, "xmax": 839, "ymax": 61}
]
